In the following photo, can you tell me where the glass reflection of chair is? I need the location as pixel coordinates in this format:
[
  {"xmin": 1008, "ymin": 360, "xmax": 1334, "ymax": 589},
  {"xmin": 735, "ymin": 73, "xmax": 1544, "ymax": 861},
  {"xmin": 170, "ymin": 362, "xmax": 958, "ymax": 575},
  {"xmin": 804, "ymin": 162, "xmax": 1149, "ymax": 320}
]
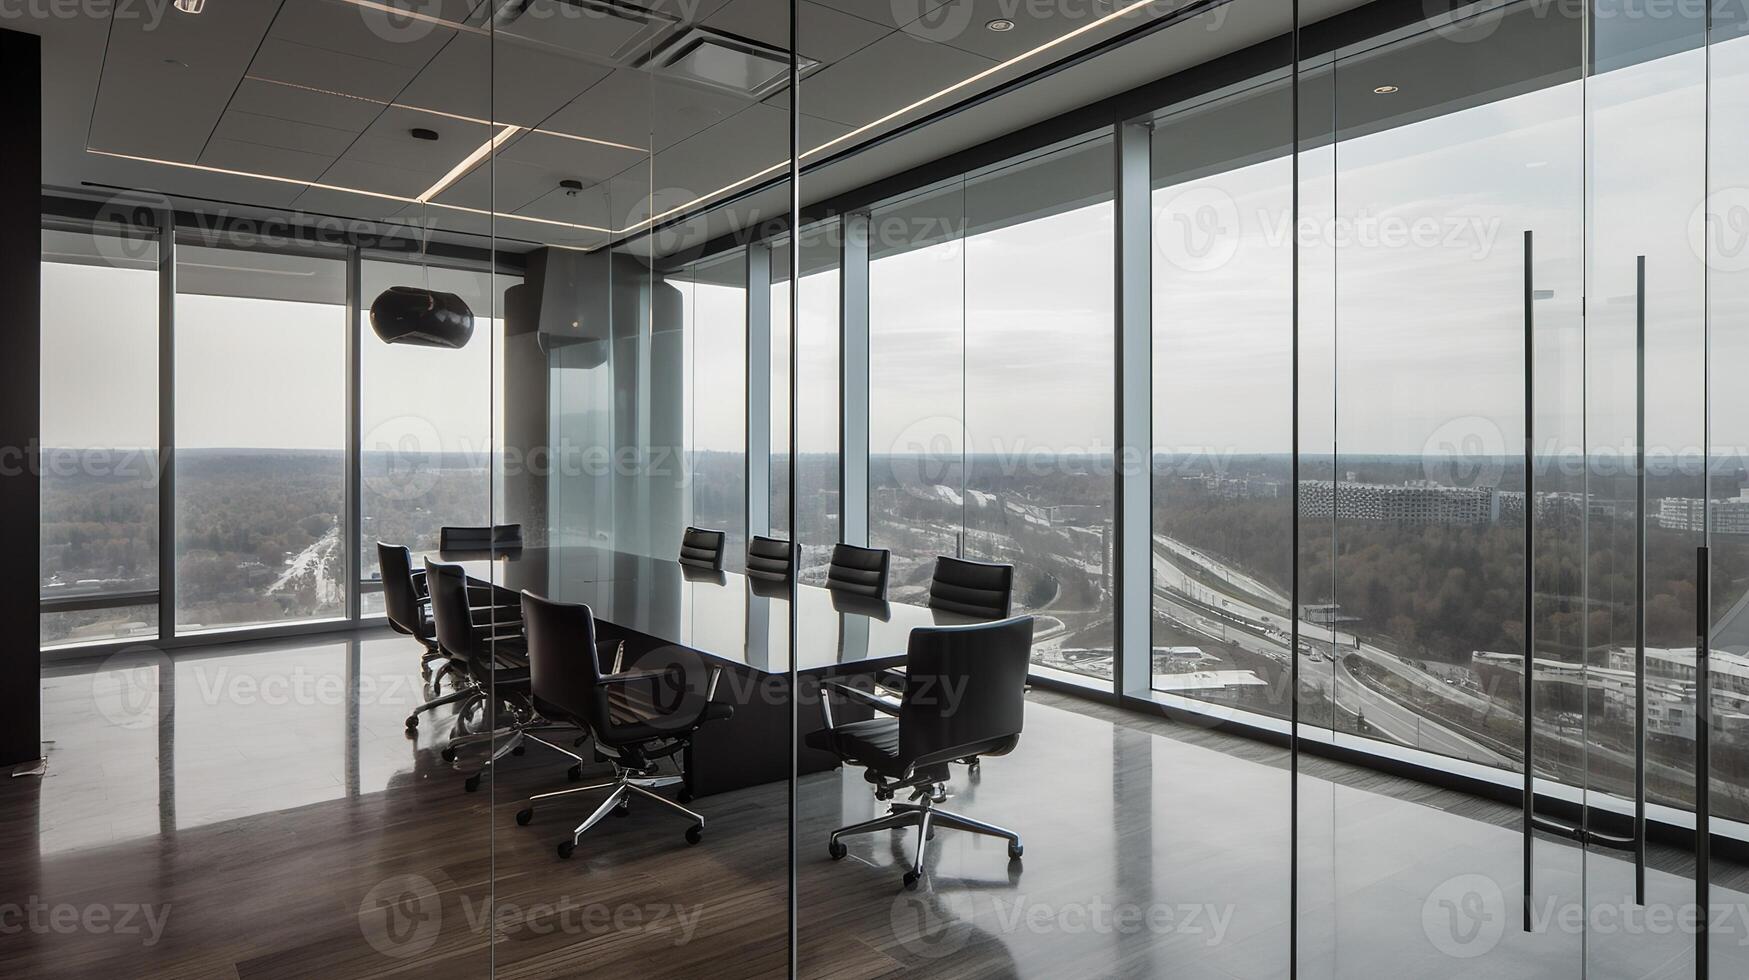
[
  {"xmin": 810, "ymin": 617, "xmax": 1033, "ymax": 889},
  {"xmin": 679, "ymin": 525, "xmax": 727, "ymax": 570},
  {"xmin": 747, "ymin": 535, "xmax": 792, "ymax": 598}
]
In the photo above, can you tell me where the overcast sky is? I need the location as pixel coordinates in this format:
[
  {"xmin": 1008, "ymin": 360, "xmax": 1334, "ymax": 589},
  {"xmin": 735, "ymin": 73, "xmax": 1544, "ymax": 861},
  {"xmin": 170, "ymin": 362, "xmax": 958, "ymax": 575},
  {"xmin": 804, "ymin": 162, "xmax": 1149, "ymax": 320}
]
[{"xmin": 44, "ymin": 40, "xmax": 1749, "ymax": 468}]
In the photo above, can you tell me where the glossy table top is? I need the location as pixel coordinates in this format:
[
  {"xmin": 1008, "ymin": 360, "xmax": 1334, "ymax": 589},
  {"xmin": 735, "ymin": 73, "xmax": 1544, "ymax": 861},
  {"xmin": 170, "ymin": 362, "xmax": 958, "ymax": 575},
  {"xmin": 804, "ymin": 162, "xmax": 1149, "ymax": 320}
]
[{"xmin": 439, "ymin": 545, "xmax": 982, "ymax": 676}]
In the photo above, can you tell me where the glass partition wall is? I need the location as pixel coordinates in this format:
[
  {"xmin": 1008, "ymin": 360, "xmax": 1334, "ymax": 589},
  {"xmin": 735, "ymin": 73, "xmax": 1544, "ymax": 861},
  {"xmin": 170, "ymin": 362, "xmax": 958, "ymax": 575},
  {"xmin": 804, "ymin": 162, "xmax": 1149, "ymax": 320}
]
[{"xmin": 44, "ymin": 0, "xmax": 1749, "ymax": 973}]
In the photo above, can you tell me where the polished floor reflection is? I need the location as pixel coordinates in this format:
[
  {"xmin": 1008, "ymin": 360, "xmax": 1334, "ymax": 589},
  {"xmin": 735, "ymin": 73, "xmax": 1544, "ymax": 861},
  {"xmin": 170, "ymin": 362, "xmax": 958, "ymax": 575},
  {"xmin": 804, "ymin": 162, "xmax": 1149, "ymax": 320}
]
[{"xmin": 7, "ymin": 629, "xmax": 1749, "ymax": 978}]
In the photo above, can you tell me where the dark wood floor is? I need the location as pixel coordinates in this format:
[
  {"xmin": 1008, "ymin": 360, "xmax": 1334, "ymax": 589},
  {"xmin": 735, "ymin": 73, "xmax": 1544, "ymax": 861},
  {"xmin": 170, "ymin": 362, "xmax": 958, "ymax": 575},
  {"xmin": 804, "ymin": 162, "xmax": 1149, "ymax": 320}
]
[{"xmin": 5, "ymin": 628, "xmax": 1746, "ymax": 979}]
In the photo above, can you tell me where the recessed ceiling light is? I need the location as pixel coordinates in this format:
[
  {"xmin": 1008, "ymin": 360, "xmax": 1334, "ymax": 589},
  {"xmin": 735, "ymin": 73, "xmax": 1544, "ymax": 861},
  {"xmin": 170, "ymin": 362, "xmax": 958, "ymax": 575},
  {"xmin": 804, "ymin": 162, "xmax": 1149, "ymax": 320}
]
[
  {"xmin": 410, "ymin": 128, "xmax": 440, "ymax": 141},
  {"xmin": 174, "ymin": 0, "xmax": 204, "ymax": 13},
  {"xmin": 1373, "ymin": 84, "xmax": 1400, "ymax": 94},
  {"xmin": 987, "ymin": 18, "xmax": 1016, "ymax": 31}
]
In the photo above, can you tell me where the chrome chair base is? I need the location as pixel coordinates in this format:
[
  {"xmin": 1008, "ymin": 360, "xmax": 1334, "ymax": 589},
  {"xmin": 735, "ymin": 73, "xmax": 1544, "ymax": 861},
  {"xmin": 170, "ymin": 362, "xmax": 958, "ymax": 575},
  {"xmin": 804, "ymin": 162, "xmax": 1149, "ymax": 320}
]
[
  {"xmin": 828, "ymin": 785, "xmax": 1022, "ymax": 889},
  {"xmin": 517, "ymin": 768, "xmax": 704, "ymax": 857}
]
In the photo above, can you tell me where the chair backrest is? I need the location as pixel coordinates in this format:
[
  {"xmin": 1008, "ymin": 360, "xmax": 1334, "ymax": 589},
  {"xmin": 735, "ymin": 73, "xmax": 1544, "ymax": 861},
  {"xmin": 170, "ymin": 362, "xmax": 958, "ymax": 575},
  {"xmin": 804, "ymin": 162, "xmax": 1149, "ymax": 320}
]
[
  {"xmin": 376, "ymin": 541, "xmax": 424, "ymax": 638},
  {"xmin": 899, "ymin": 616, "xmax": 1034, "ymax": 769},
  {"xmin": 745, "ymin": 535, "xmax": 792, "ymax": 584},
  {"xmin": 679, "ymin": 526, "xmax": 727, "ymax": 570},
  {"xmin": 927, "ymin": 556, "xmax": 1014, "ymax": 619},
  {"xmin": 521, "ymin": 590, "xmax": 606, "ymax": 725},
  {"xmin": 424, "ymin": 559, "xmax": 489, "ymax": 671},
  {"xmin": 439, "ymin": 524, "xmax": 523, "ymax": 551},
  {"xmin": 826, "ymin": 544, "xmax": 890, "ymax": 600}
]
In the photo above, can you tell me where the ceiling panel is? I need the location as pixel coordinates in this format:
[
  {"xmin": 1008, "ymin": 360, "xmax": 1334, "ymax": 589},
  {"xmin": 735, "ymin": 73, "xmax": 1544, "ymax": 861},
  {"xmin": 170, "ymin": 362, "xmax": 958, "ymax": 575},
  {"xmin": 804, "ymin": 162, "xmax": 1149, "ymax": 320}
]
[
  {"xmin": 492, "ymin": 0, "xmax": 672, "ymax": 64},
  {"xmin": 808, "ymin": 0, "xmax": 954, "ymax": 31},
  {"xmin": 86, "ymin": 0, "xmax": 285, "ymax": 161},
  {"xmin": 200, "ymin": 138, "xmax": 337, "ymax": 184},
  {"xmin": 539, "ymin": 69, "xmax": 760, "ymax": 152},
  {"xmin": 395, "ymin": 32, "xmax": 621, "ymax": 127},
  {"xmin": 910, "ymin": 0, "xmax": 1181, "ymax": 62},
  {"xmin": 703, "ymin": 0, "xmax": 893, "ymax": 65},
  {"xmin": 210, "ymin": 109, "xmax": 363, "ymax": 158},
  {"xmin": 766, "ymin": 30, "xmax": 997, "ymax": 126},
  {"xmin": 249, "ymin": 37, "xmax": 423, "ymax": 103},
  {"xmin": 429, "ymin": 158, "xmax": 567, "ymax": 215},
  {"xmin": 493, "ymin": 128, "xmax": 648, "ymax": 181},
  {"xmin": 268, "ymin": 0, "xmax": 458, "ymax": 68},
  {"xmin": 227, "ymin": 77, "xmax": 386, "ymax": 132}
]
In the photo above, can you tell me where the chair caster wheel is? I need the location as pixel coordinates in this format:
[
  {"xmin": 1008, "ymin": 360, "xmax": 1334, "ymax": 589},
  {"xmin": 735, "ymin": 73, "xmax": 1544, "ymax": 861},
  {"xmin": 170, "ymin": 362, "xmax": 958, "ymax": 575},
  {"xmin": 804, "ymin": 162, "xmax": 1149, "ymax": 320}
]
[
  {"xmin": 464, "ymin": 774, "xmax": 482, "ymax": 793},
  {"xmin": 516, "ymin": 808, "xmax": 533, "ymax": 826},
  {"xmin": 441, "ymin": 746, "xmax": 457, "ymax": 763},
  {"xmin": 567, "ymin": 765, "xmax": 583, "ymax": 782},
  {"xmin": 903, "ymin": 871, "xmax": 920, "ymax": 890},
  {"xmin": 685, "ymin": 824, "xmax": 703, "ymax": 845},
  {"xmin": 613, "ymin": 800, "xmax": 630, "ymax": 817},
  {"xmin": 511, "ymin": 745, "xmax": 525, "ymax": 756},
  {"xmin": 677, "ymin": 789, "xmax": 693, "ymax": 803},
  {"xmin": 1008, "ymin": 842, "xmax": 1024, "ymax": 860},
  {"xmin": 557, "ymin": 840, "xmax": 575, "ymax": 860},
  {"xmin": 828, "ymin": 840, "xmax": 847, "ymax": 860},
  {"xmin": 404, "ymin": 716, "xmax": 419, "ymax": 732}
]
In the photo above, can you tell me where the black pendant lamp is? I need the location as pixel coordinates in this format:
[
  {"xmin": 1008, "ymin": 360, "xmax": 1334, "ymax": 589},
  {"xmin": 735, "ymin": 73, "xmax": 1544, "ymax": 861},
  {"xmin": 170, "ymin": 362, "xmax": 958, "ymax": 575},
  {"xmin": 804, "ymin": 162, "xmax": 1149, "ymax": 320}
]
[{"xmin": 369, "ymin": 285, "xmax": 475, "ymax": 349}]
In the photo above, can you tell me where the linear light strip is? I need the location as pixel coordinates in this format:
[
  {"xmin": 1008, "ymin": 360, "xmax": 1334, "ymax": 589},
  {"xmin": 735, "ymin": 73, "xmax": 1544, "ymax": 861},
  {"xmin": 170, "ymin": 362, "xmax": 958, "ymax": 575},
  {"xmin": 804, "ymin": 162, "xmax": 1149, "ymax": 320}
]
[
  {"xmin": 417, "ymin": 124, "xmax": 521, "ymax": 202},
  {"xmin": 100, "ymin": 0, "xmax": 1174, "ymax": 244},
  {"xmin": 85, "ymin": 148, "xmax": 612, "ymax": 235},
  {"xmin": 328, "ymin": 0, "xmax": 489, "ymax": 37},
  {"xmin": 243, "ymin": 75, "xmax": 648, "ymax": 153},
  {"xmin": 621, "ymin": 0, "xmax": 1167, "ymax": 235}
]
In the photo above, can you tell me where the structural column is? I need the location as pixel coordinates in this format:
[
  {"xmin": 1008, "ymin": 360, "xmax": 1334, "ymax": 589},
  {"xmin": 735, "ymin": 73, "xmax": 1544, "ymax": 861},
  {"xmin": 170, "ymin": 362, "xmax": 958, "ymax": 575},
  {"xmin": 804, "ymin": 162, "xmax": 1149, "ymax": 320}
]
[
  {"xmin": 1114, "ymin": 119, "xmax": 1153, "ymax": 697},
  {"xmin": 839, "ymin": 212, "xmax": 871, "ymax": 547},
  {"xmin": 0, "ymin": 28, "xmax": 42, "ymax": 767}
]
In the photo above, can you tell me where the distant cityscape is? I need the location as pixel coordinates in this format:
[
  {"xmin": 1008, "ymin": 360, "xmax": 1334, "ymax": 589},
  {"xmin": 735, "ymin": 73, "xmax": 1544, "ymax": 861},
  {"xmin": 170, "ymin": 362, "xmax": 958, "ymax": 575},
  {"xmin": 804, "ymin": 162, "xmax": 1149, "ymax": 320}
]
[{"xmin": 41, "ymin": 448, "xmax": 1749, "ymax": 820}]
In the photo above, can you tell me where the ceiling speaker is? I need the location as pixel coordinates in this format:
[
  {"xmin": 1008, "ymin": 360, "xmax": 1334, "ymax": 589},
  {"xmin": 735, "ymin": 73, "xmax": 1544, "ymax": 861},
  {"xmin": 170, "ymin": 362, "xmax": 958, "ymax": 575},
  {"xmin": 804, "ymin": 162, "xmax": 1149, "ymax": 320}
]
[{"xmin": 369, "ymin": 286, "xmax": 475, "ymax": 349}]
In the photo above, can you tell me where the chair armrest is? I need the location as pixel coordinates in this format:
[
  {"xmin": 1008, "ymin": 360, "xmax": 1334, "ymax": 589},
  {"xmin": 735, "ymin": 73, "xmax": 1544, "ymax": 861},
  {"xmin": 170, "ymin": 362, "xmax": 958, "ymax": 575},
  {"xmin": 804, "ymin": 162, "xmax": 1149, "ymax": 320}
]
[{"xmin": 824, "ymin": 680, "xmax": 900, "ymax": 717}]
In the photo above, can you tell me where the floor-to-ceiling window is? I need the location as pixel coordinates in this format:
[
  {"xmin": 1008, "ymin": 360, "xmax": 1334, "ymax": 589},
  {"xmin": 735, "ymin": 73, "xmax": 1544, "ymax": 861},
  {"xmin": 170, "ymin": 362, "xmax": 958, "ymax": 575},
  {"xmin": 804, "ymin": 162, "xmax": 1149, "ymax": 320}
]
[
  {"xmin": 173, "ymin": 243, "xmax": 348, "ymax": 633},
  {"xmin": 40, "ymin": 225, "xmax": 161, "ymax": 647},
  {"xmin": 867, "ymin": 135, "xmax": 1116, "ymax": 684},
  {"xmin": 679, "ymin": 250, "xmax": 748, "ymax": 571},
  {"xmin": 1149, "ymin": 76, "xmax": 1295, "ymax": 718},
  {"xmin": 358, "ymin": 258, "xmax": 510, "ymax": 610},
  {"xmin": 770, "ymin": 223, "xmax": 842, "ymax": 583}
]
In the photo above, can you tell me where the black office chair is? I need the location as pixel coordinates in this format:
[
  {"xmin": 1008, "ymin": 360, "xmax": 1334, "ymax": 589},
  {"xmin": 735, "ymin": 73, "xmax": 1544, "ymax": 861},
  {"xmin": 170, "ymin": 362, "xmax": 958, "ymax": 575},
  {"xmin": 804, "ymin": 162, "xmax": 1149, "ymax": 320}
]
[
  {"xmin": 439, "ymin": 523, "xmax": 524, "ymax": 551},
  {"xmin": 513, "ymin": 591, "xmax": 734, "ymax": 858},
  {"xmin": 811, "ymin": 616, "xmax": 1034, "ymax": 888},
  {"xmin": 679, "ymin": 526, "xmax": 727, "ymax": 570},
  {"xmin": 746, "ymin": 535, "xmax": 792, "ymax": 584},
  {"xmin": 927, "ymin": 556, "xmax": 1014, "ymax": 618},
  {"xmin": 426, "ymin": 559, "xmax": 587, "ymax": 793},
  {"xmin": 826, "ymin": 543, "xmax": 891, "ymax": 600},
  {"xmin": 380, "ymin": 541, "xmax": 481, "ymax": 728}
]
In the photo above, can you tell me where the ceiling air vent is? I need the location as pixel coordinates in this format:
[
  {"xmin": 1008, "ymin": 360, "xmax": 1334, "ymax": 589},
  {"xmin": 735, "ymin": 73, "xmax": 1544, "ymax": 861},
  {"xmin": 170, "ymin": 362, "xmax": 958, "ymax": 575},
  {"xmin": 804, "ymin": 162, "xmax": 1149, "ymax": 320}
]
[
  {"xmin": 641, "ymin": 27, "xmax": 818, "ymax": 99},
  {"xmin": 491, "ymin": 0, "xmax": 679, "ymax": 65}
]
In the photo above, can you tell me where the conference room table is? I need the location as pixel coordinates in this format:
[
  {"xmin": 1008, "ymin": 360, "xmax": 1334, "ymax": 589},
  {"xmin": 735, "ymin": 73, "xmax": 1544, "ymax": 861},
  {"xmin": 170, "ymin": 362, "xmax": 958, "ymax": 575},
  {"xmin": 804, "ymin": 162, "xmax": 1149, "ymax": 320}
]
[{"xmin": 440, "ymin": 544, "xmax": 983, "ymax": 796}]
